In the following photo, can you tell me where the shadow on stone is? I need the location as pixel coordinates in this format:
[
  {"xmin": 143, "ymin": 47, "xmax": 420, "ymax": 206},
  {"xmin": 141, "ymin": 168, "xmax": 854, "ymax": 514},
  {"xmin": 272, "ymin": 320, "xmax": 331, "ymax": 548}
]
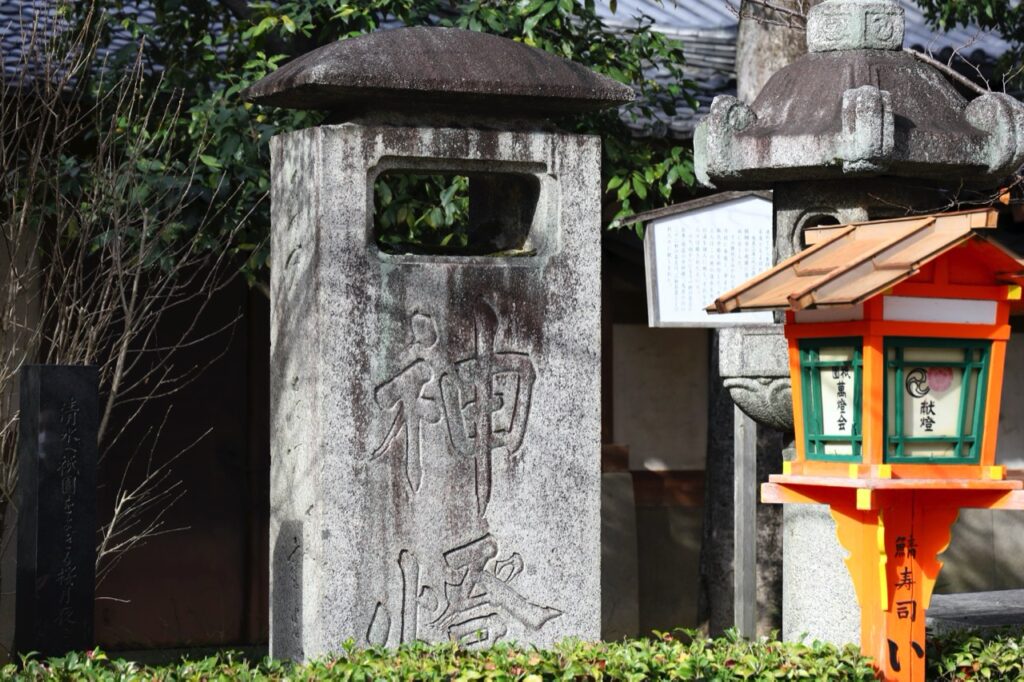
[{"xmin": 271, "ymin": 520, "xmax": 302, "ymax": 660}]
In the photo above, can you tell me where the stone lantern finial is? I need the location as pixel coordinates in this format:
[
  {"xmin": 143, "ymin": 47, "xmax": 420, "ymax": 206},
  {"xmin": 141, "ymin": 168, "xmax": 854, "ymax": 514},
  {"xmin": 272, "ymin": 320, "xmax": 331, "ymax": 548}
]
[{"xmin": 807, "ymin": 0, "xmax": 905, "ymax": 53}]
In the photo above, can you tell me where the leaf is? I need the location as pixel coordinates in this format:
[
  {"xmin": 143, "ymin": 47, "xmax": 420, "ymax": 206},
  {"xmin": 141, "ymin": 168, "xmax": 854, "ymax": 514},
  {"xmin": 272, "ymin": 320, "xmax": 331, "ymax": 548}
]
[
  {"xmin": 248, "ymin": 15, "xmax": 278, "ymax": 38},
  {"xmin": 199, "ymin": 154, "xmax": 222, "ymax": 169},
  {"xmin": 377, "ymin": 181, "xmax": 393, "ymax": 207},
  {"xmin": 632, "ymin": 175, "xmax": 647, "ymax": 199},
  {"xmin": 427, "ymin": 206, "xmax": 444, "ymax": 228},
  {"xmin": 523, "ymin": 0, "xmax": 557, "ymax": 33},
  {"xmin": 485, "ymin": 13, "xmax": 505, "ymax": 32},
  {"xmin": 617, "ymin": 182, "xmax": 632, "ymax": 201}
]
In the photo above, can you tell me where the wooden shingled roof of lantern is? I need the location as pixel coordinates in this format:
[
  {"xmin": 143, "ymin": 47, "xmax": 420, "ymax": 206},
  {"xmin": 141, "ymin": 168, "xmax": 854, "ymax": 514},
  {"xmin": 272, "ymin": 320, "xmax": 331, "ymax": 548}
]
[{"xmin": 709, "ymin": 208, "xmax": 1024, "ymax": 314}]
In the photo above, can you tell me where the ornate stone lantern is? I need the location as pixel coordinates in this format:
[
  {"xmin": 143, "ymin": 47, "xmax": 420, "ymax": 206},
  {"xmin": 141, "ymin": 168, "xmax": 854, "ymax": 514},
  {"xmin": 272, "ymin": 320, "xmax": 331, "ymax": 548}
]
[{"xmin": 694, "ymin": 0, "xmax": 1024, "ymax": 645}]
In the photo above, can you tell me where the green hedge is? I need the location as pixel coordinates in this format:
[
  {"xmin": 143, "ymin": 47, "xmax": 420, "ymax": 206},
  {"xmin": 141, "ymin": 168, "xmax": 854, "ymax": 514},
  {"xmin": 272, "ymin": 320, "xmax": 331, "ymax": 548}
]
[
  {"xmin": 927, "ymin": 628, "xmax": 1024, "ymax": 680},
  {"xmin": 5, "ymin": 629, "xmax": 1024, "ymax": 680}
]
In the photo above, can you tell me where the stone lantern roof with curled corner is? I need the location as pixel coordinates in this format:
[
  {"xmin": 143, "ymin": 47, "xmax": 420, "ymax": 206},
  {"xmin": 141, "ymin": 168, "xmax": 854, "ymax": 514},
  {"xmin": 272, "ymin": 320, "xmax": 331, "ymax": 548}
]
[
  {"xmin": 693, "ymin": 0, "xmax": 1024, "ymax": 435},
  {"xmin": 694, "ymin": 0, "xmax": 1024, "ymax": 190}
]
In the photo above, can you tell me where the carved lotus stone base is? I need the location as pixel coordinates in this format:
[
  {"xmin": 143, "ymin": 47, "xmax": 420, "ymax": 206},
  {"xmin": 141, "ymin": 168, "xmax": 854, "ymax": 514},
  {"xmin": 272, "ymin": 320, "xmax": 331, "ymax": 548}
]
[
  {"xmin": 724, "ymin": 377, "xmax": 793, "ymax": 433},
  {"xmin": 718, "ymin": 324, "xmax": 793, "ymax": 432}
]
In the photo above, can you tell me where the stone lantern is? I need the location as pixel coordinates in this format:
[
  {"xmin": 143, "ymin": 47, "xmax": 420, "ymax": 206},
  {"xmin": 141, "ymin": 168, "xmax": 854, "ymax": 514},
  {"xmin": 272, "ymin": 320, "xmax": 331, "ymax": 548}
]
[
  {"xmin": 245, "ymin": 28, "xmax": 631, "ymax": 659},
  {"xmin": 694, "ymin": 0, "xmax": 1024, "ymax": 644}
]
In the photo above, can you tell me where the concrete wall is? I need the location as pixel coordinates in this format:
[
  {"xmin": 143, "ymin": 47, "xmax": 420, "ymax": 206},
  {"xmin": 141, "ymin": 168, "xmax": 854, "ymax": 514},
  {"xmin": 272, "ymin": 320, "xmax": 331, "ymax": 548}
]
[
  {"xmin": 612, "ymin": 325, "xmax": 708, "ymax": 471},
  {"xmin": 604, "ymin": 324, "xmax": 708, "ymax": 636}
]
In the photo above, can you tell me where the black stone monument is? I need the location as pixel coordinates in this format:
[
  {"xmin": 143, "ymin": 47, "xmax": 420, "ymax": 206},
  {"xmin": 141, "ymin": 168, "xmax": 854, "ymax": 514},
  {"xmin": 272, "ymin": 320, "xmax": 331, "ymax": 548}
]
[{"xmin": 15, "ymin": 365, "xmax": 98, "ymax": 657}]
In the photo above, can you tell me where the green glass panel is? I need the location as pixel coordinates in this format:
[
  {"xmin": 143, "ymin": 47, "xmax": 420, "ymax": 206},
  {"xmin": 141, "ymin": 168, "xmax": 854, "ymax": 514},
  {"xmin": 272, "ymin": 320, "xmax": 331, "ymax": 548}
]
[
  {"xmin": 799, "ymin": 338, "xmax": 863, "ymax": 462},
  {"xmin": 882, "ymin": 337, "xmax": 990, "ymax": 465}
]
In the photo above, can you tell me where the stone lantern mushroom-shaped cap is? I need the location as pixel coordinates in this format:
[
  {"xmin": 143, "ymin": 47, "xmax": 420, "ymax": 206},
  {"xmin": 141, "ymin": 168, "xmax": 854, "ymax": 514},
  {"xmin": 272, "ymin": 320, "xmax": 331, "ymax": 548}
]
[
  {"xmin": 695, "ymin": 0, "xmax": 1024, "ymax": 188},
  {"xmin": 243, "ymin": 26, "xmax": 634, "ymax": 120}
]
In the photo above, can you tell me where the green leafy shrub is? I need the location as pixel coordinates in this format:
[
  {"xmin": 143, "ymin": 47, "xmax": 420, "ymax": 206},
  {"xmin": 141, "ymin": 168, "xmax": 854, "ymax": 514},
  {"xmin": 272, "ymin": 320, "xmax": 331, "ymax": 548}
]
[
  {"xmin": 5, "ymin": 631, "xmax": 879, "ymax": 681},
  {"xmin": 927, "ymin": 627, "xmax": 1024, "ymax": 681},
  {"xmin": 12, "ymin": 629, "xmax": 1024, "ymax": 680}
]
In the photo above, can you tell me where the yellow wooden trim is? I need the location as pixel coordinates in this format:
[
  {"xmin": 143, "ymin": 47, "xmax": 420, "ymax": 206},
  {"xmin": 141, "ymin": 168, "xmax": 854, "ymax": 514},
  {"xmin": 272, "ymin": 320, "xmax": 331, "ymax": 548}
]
[
  {"xmin": 782, "ymin": 461, "xmax": 793, "ymax": 475},
  {"xmin": 985, "ymin": 465, "xmax": 1006, "ymax": 481},
  {"xmin": 856, "ymin": 488, "xmax": 874, "ymax": 510},
  {"xmin": 1008, "ymin": 284, "xmax": 1022, "ymax": 300}
]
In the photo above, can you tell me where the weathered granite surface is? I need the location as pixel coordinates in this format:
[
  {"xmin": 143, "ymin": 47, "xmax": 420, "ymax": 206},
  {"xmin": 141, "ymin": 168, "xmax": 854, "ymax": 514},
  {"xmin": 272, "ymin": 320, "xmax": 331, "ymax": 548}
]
[
  {"xmin": 807, "ymin": 0, "xmax": 904, "ymax": 53},
  {"xmin": 782, "ymin": 505, "xmax": 860, "ymax": 644},
  {"xmin": 269, "ymin": 123, "xmax": 602, "ymax": 659},
  {"xmin": 243, "ymin": 26, "xmax": 633, "ymax": 118}
]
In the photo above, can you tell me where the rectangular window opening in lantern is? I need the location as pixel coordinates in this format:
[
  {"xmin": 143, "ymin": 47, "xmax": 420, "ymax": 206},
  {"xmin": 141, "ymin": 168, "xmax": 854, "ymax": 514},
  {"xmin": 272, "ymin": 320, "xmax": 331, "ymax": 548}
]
[
  {"xmin": 884, "ymin": 338, "xmax": 990, "ymax": 464},
  {"xmin": 799, "ymin": 338, "xmax": 863, "ymax": 462}
]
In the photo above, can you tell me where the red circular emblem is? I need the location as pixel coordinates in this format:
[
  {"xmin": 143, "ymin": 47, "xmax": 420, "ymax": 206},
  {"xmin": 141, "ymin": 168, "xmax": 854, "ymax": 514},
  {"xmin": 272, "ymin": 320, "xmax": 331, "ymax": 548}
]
[{"xmin": 928, "ymin": 367, "xmax": 954, "ymax": 392}]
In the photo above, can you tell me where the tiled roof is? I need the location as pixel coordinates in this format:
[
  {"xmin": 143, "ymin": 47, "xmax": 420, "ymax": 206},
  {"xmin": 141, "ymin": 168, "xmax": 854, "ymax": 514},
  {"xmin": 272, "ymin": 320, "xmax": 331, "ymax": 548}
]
[
  {"xmin": 599, "ymin": 0, "xmax": 736, "ymax": 31},
  {"xmin": 596, "ymin": 0, "xmax": 736, "ymax": 137},
  {"xmin": 710, "ymin": 208, "xmax": 1023, "ymax": 312},
  {"xmin": 597, "ymin": 0, "xmax": 1010, "ymax": 53},
  {"xmin": 1, "ymin": 1, "xmax": 60, "ymax": 78},
  {"xmin": 900, "ymin": 1, "xmax": 1010, "ymax": 58},
  {"xmin": 1, "ymin": 1, "xmax": 200, "ymax": 81}
]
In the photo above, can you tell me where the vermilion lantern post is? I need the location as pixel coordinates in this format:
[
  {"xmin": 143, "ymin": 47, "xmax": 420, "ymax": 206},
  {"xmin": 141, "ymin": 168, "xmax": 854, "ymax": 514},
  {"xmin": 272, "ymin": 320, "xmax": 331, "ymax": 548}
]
[{"xmin": 711, "ymin": 207, "xmax": 1024, "ymax": 682}]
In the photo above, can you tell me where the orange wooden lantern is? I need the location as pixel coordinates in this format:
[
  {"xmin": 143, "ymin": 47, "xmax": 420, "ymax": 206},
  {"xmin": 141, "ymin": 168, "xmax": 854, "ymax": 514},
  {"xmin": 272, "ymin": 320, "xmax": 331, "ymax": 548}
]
[{"xmin": 711, "ymin": 207, "xmax": 1024, "ymax": 682}]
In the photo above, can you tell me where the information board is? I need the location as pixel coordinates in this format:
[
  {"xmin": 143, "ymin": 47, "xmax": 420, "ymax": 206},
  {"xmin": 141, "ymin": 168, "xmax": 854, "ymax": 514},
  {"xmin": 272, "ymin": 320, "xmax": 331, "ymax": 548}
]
[{"xmin": 644, "ymin": 195, "xmax": 774, "ymax": 327}]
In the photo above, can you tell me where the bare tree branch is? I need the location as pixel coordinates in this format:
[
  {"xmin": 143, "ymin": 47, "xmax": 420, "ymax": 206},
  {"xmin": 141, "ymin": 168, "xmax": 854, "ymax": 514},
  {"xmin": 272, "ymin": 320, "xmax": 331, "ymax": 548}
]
[
  {"xmin": 903, "ymin": 47, "xmax": 988, "ymax": 95},
  {"xmin": 1, "ymin": 1, "xmax": 247, "ymax": 596}
]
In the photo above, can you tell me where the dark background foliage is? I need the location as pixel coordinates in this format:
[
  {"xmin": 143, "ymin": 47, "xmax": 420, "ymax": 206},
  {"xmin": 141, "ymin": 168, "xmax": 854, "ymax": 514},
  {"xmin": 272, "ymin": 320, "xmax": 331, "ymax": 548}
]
[{"xmin": 75, "ymin": 0, "xmax": 697, "ymax": 287}]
